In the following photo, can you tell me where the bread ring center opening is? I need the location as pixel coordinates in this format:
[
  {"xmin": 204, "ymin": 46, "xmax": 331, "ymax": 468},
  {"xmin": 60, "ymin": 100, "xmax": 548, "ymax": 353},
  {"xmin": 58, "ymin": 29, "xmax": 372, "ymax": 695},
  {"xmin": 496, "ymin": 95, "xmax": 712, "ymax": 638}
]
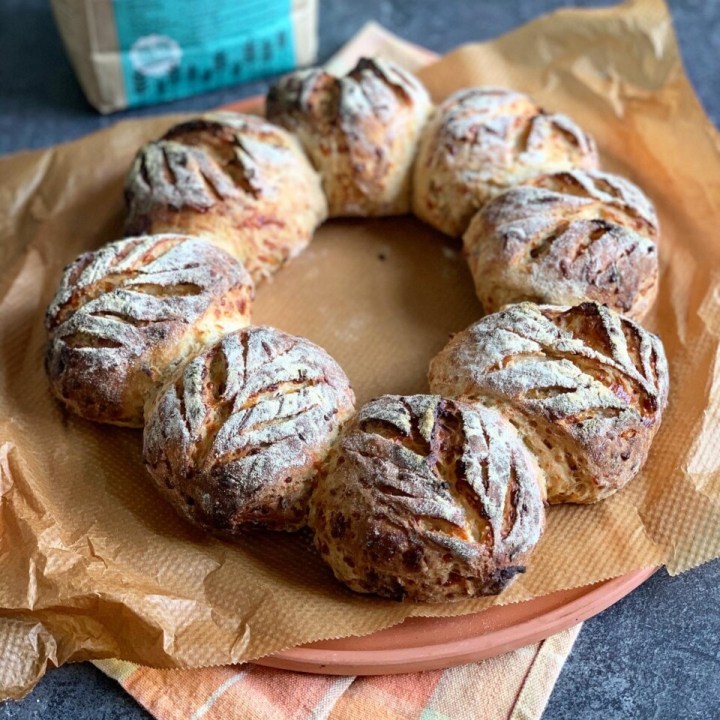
[{"xmin": 250, "ymin": 216, "xmax": 483, "ymax": 406}]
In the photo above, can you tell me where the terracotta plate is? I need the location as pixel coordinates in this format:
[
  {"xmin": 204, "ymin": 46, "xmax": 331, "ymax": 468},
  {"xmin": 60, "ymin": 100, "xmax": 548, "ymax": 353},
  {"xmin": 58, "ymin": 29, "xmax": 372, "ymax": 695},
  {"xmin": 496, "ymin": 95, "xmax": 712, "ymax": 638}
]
[{"xmin": 255, "ymin": 568, "xmax": 656, "ymax": 675}]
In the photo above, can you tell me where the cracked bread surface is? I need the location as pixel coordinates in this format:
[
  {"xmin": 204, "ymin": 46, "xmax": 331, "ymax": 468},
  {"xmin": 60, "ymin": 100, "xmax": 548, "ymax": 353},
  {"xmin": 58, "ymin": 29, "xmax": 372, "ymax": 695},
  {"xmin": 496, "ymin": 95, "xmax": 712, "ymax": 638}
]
[
  {"xmin": 428, "ymin": 302, "xmax": 669, "ymax": 503},
  {"xmin": 143, "ymin": 326, "xmax": 355, "ymax": 534},
  {"xmin": 45, "ymin": 234, "xmax": 254, "ymax": 427},
  {"xmin": 309, "ymin": 394, "xmax": 545, "ymax": 602},
  {"xmin": 267, "ymin": 57, "xmax": 432, "ymax": 217},
  {"xmin": 527, "ymin": 169, "xmax": 659, "ymax": 240},
  {"xmin": 463, "ymin": 170, "xmax": 659, "ymax": 318},
  {"xmin": 412, "ymin": 87, "xmax": 598, "ymax": 237},
  {"xmin": 124, "ymin": 112, "xmax": 327, "ymax": 283}
]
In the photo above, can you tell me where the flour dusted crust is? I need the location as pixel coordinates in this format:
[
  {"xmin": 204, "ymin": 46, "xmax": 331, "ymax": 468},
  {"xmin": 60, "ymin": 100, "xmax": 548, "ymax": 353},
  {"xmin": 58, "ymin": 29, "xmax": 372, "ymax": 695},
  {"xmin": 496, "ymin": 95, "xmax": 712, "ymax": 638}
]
[
  {"xmin": 266, "ymin": 57, "xmax": 432, "ymax": 217},
  {"xmin": 45, "ymin": 235, "xmax": 254, "ymax": 427},
  {"xmin": 309, "ymin": 394, "xmax": 545, "ymax": 602},
  {"xmin": 528, "ymin": 169, "xmax": 659, "ymax": 241},
  {"xmin": 413, "ymin": 88, "xmax": 598, "ymax": 237},
  {"xmin": 428, "ymin": 302, "xmax": 669, "ymax": 504},
  {"xmin": 464, "ymin": 170, "xmax": 659, "ymax": 318},
  {"xmin": 143, "ymin": 326, "xmax": 355, "ymax": 533},
  {"xmin": 124, "ymin": 112, "xmax": 328, "ymax": 283}
]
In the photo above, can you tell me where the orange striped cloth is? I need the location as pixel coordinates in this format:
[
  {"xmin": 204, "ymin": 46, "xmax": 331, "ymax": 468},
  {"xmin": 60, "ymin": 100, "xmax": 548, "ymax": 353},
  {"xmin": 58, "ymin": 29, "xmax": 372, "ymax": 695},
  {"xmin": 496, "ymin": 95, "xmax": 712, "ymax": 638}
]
[{"xmin": 93, "ymin": 623, "xmax": 580, "ymax": 720}]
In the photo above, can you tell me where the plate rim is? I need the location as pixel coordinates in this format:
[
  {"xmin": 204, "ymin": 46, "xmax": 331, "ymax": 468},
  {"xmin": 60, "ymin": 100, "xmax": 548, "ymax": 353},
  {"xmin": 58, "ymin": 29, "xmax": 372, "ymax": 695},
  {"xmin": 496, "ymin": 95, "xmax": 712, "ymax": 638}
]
[{"xmin": 253, "ymin": 567, "xmax": 657, "ymax": 675}]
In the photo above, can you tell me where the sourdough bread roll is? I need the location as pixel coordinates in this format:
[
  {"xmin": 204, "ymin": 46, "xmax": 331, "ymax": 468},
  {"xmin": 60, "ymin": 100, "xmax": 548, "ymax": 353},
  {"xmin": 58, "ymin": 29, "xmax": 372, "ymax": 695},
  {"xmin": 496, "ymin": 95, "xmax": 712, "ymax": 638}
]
[
  {"xmin": 309, "ymin": 394, "xmax": 545, "ymax": 602},
  {"xmin": 45, "ymin": 234, "xmax": 254, "ymax": 427},
  {"xmin": 124, "ymin": 112, "xmax": 328, "ymax": 283},
  {"xmin": 428, "ymin": 302, "xmax": 669, "ymax": 504},
  {"xmin": 143, "ymin": 326, "xmax": 355, "ymax": 534},
  {"xmin": 266, "ymin": 57, "xmax": 432, "ymax": 217},
  {"xmin": 464, "ymin": 170, "xmax": 659, "ymax": 319},
  {"xmin": 413, "ymin": 87, "xmax": 598, "ymax": 237}
]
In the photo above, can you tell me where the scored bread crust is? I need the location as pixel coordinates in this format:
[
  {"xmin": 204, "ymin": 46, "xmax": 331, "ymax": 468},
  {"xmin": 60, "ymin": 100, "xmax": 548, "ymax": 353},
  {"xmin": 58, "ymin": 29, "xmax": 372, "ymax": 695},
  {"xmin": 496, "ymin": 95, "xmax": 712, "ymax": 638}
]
[
  {"xmin": 266, "ymin": 57, "xmax": 432, "ymax": 217},
  {"xmin": 124, "ymin": 112, "xmax": 328, "ymax": 283},
  {"xmin": 527, "ymin": 169, "xmax": 659, "ymax": 241},
  {"xmin": 412, "ymin": 87, "xmax": 598, "ymax": 237},
  {"xmin": 463, "ymin": 170, "xmax": 659, "ymax": 319},
  {"xmin": 428, "ymin": 302, "xmax": 669, "ymax": 504},
  {"xmin": 309, "ymin": 394, "xmax": 545, "ymax": 603},
  {"xmin": 143, "ymin": 326, "xmax": 356, "ymax": 534},
  {"xmin": 45, "ymin": 234, "xmax": 254, "ymax": 427}
]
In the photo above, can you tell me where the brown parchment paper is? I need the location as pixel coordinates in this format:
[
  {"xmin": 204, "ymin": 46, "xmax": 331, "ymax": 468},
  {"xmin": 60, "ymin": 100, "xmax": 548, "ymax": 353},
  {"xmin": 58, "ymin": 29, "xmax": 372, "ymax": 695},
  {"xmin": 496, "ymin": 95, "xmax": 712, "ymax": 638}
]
[{"xmin": 2, "ymin": 0, "xmax": 720, "ymax": 700}]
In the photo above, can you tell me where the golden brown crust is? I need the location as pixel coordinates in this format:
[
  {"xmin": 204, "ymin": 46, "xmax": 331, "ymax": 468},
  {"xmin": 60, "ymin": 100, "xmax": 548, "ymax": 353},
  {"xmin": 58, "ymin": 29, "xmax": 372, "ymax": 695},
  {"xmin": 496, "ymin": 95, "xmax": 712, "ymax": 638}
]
[
  {"xmin": 463, "ymin": 170, "xmax": 659, "ymax": 319},
  {"xmin": 266, "ymin": 57, "xmax": 432, "ymax": 217},
  {"xmin": 309, "ymin": 394, "xmax": 545, "ymax": 602},
  {"xmin": 45, "ymin": 234, "xmax": 254, "ymax": 427},
  {"xmin": 527, "ymin": 170, "xmax": 659, "ymax": 241},
  {"xmin": 124, "ymin": 112, "xmax": 328, "ymax": 283},
  {"xmin": 428, "ymin": 302, "xmax": 669, "ymax": 504},
  {"xmin": 143, "ymin": 326, "xmax": 355, "ymax": 534},
  {"xmin": 413, "ymin": 87, "xmax": 598, "ymax": 237}
]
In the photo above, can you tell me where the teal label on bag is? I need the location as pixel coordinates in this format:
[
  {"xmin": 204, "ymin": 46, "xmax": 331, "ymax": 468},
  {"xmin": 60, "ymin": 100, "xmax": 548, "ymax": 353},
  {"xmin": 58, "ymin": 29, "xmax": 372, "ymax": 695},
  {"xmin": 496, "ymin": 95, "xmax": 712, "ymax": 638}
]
[{"xmin": 112, "ymin": 0, "xmax": 296, "ymax": 108}]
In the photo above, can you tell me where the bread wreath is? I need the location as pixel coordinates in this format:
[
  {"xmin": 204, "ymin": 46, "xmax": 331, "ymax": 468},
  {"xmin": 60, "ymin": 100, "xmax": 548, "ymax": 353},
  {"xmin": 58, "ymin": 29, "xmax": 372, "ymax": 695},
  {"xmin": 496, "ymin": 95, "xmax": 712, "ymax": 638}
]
[{"xmin": 44, "ymin": 59, "xmax": 669, "ymax": 602}]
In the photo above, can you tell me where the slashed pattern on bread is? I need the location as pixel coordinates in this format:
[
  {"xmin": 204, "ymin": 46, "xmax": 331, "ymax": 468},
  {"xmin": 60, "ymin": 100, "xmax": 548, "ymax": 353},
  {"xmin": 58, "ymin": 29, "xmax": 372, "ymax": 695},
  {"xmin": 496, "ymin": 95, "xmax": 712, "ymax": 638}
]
[
  {"xmin": 428, "ymin": 302, "xmax": 669, "ymax": 503},
  {"xmin": 309, "ymin": 394, "xmax": 545, "ymax": 602},
  {"xmin": 528, "ymin": 170, "xmax": 659, "ymax": 240},
  {"xmin": 124, "ymin": 112, "xmax": 327, "ymax": 283},
  {"xmin": 267, "ymin": 57, "xmax": 432, "ymax": 217},
  {"xmin": 45, "ymin": 234, "xmax": 254, "ymax": 427},
  {"xmin": 413, "ymin": 87, "xmax": 598, "ymax": 237},
  {"xmin": 464, "ymin": 170, "xmax": 659, "ymax": 318},
  {"xmin": 143, "ymin": 326, "xmax": 355, "ymax": 533}
]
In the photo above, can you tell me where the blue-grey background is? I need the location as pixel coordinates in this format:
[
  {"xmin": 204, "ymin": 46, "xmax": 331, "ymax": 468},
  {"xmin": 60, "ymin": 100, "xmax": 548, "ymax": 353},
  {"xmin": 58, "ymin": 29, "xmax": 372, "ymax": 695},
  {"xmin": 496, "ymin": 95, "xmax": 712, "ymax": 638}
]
[{"xmin": 1, "ymin": 1, "xmax": 719, "ymax": 718}]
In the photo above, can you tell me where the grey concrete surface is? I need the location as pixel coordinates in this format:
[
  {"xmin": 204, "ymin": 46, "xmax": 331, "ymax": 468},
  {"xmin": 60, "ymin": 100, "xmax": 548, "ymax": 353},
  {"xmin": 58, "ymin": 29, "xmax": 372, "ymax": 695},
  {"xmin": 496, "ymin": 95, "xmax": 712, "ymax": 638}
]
[{"xmin": 1, "ymin": 1, "xmax": 719, "ymax": 718}]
